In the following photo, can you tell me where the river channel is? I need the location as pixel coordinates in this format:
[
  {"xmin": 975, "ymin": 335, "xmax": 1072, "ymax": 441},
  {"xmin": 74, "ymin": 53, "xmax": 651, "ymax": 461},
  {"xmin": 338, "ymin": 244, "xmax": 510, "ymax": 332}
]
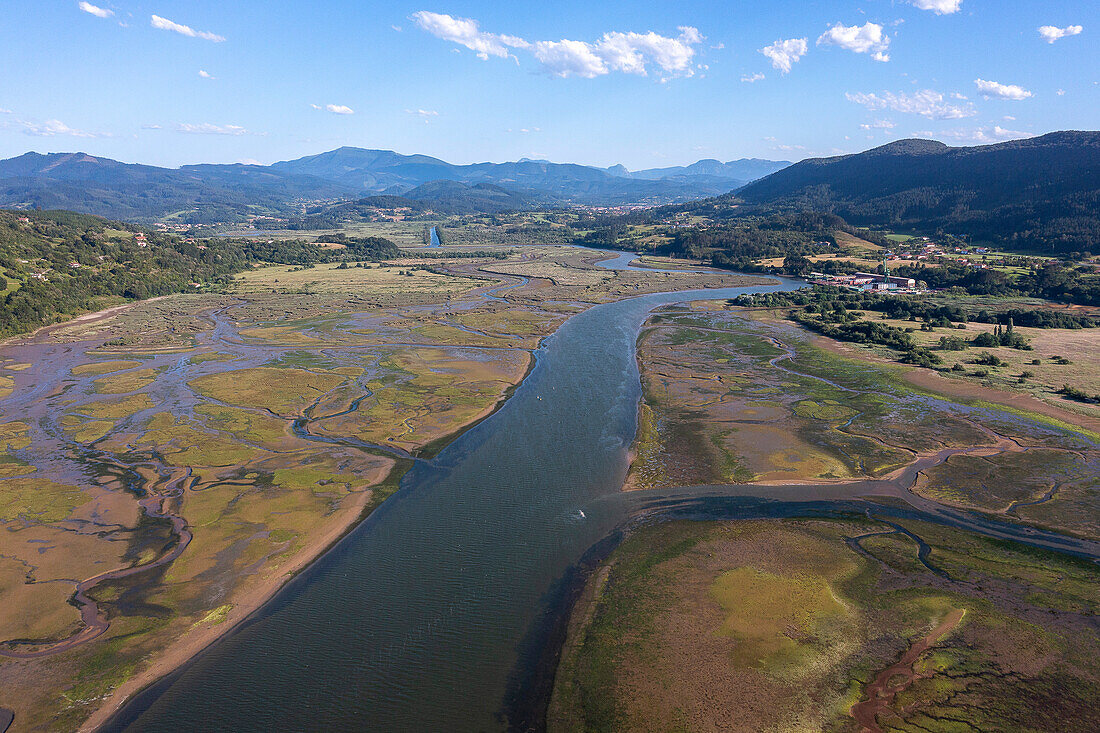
[{"xmin": 102, "ymin": 272, "xmax": 1099, "ymax": 732}]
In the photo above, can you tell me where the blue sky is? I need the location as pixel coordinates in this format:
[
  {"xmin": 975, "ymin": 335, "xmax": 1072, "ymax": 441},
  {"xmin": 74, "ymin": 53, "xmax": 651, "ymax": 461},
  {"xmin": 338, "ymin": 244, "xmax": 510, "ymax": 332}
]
[{"xmin": 1, "ymin": 1, "xmax": 1095, "ymax": 169}]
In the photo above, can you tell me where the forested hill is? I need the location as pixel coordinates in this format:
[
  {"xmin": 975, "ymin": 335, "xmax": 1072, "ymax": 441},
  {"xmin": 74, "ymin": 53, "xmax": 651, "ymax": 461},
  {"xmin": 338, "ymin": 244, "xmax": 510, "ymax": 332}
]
[
  {"xmin": 0, "ymin": 210, "xmax": 398, "ymax": 337},
  {"xmin": 736, "ymin": 131, "xmax": 1100, "ymax": 254}
]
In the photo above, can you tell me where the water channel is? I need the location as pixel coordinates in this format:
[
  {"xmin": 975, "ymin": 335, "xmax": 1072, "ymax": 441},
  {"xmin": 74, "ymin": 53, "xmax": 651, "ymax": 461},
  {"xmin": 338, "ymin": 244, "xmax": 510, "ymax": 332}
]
[{"xmin": 102, "ymin": 270, "xmax": 1100, "ymax": 732}]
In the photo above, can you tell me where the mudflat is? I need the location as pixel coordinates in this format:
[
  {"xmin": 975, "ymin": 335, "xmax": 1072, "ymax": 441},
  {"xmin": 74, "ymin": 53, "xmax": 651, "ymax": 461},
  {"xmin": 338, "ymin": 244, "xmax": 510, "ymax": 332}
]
[{"xmin": 0, "ymin": 246, "xmax": 765, "ymax": 731}]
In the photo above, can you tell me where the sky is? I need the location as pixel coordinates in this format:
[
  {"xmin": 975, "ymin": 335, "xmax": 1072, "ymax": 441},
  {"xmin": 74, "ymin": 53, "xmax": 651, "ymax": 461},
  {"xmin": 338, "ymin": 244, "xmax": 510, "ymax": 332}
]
[{"xmin": 0, "ymin": 1, "xmax": 1096, "ymax": 169}]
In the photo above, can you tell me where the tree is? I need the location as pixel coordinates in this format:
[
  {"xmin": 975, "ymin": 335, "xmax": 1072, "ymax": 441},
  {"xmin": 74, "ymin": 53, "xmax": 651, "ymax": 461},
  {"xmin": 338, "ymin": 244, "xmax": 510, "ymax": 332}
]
[{"xmin": 783, "ymin": 253, "xmax": 812, "ymax": 277}]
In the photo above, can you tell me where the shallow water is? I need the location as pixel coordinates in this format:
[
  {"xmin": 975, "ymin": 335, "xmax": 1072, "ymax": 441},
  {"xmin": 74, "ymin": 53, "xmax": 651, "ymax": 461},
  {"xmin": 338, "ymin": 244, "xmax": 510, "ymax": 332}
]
[{"xmin": 103, "ymin": 279, "xmax": 800, "ymax": 732}]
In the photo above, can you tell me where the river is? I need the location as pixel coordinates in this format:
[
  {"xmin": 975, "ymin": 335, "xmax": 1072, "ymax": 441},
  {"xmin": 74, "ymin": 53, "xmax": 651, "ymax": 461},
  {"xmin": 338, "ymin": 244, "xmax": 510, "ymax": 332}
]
[
  {"xmin": 101, "ymin": 273, "xmax": 1100, "ymax": 732},
  {"xmin": 100, "ymin": 277, "xmax": 799, "ymax": 731}
]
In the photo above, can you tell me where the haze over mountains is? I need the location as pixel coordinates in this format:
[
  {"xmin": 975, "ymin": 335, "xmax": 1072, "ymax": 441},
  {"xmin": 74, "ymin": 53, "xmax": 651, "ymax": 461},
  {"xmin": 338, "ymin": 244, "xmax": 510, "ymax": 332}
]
[
  {"xmin": 0, "ymin": 148, "xmax": 790, "ymax": 223},
  {"xmin": 4, "ymin": 133, "xmax": 1100, "ymax": 253}
]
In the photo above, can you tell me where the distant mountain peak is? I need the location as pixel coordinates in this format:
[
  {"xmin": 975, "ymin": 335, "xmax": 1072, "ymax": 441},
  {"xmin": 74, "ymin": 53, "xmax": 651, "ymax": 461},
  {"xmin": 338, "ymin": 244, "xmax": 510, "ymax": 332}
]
[{"xmin": 864, "ymin": 138, "xmax": 951, "ymax": 156}]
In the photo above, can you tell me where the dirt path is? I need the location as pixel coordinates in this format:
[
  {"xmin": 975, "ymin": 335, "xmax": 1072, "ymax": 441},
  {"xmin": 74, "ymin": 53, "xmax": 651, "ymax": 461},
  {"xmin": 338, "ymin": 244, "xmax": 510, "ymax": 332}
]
[{"xmin": 850, "ymin": 608, "xmax": 966, "ymax": 732}]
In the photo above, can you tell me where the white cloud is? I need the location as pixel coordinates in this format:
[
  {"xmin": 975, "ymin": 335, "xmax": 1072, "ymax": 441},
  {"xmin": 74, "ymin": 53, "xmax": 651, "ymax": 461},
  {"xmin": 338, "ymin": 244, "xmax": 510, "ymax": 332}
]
[
  {"xmin": 860, "ymin": 119, "xmax": 896, "ymax": 130},
  {"xmin": 741, "ymin": 72, "xmax": 765, "ymax": 83},
  {"xmin": 909, "ymin": 0, "xmax": 961, "ymax": 15},
  {"xmin": 1057, "ymin": 89, "xmax": 1067, "ymax": 96},
  {"xmin": 759, "ymin": 38, "xmax": 807, "ymax": 74},
  {"xmin": 175, "ymin": 122, "xmax": 249, "ymax": 135},
  {"xmin": 818, "ymin": 22, "xmax": 890, "ymax": 62},
  {"xmin": 846, "ymin": 89, "xmax": 976, "ymax": 119},
  {"xmin": 974, "ymin": 78, "xmax": 1033, "ymax": 101},
  {"xmin": 406, "ymin": 109, "xmax": 439, "ymax": 123},
  {"xmin": 1038, "ymin": 25, "xmax": 1083, "ymax": 44},
  {"xmin": 532, "ymin": 39, "xmax": 608, "ymax": 78},
  {"xmin": 918, "ymin": 126, "xmax": 1032, "ymax": 144},
  {"xmin": 198, "ymin": 70, "xmax": 214, "ymax": 79},
  {"xmin": 141, "ymin": 123, "xmax": 163, "ymax": 129},
  {"xmin": 150, "ymin": 14, "xmax": 225, "ymax": 42},
  {"xmin": 325, "ymin": 104, "xmax": 354, "ymax": 115},
  {"xmin": 411, "ymin": 11, "xmax": 528, "ymax": 60},
  {"xmin": 412, "ymin": 12, "xmax": 703, "ymax": 79},
  {"xmin": 533, "ymin": 27, "xmax": 703, "ymax": 79},
  {"xmin": 79, "ymin": 2, "xmax": 113, "ymax": 18},
  {"xmin": 310, "ymin": 104, "xmax": 322, "ymax": 110},
  {"xmin": 19, "ymin": 118, "xmax": 105, "ymax": 138},
  {"xmin": 391, "ymin": 25, "xmax": 402, "ymax": 32}
]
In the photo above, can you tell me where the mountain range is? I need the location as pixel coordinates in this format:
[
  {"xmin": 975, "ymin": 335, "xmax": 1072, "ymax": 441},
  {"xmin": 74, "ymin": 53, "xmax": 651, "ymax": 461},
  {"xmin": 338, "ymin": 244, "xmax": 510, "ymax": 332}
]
[
  {"xmin": 736, "ymin": 131, "xmax": 1100, "ymax": 253},
  {"xmin": 0, "ymin": 148, "xmax": 790, "ymax": 223}
]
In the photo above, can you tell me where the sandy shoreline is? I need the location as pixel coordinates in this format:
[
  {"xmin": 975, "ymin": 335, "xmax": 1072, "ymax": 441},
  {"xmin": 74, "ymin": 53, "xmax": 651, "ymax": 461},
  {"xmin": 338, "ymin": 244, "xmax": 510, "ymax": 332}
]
[{"xmin": 3, "ymin": 296, "xmax": 169, "ymax": 347}]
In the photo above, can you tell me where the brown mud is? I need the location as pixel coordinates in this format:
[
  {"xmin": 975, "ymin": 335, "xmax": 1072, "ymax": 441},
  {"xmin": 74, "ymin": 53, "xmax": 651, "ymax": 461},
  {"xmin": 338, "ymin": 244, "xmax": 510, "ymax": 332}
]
[{"xmin": 849, "ymin": 609, "xmax": 967, "ymax": 733}]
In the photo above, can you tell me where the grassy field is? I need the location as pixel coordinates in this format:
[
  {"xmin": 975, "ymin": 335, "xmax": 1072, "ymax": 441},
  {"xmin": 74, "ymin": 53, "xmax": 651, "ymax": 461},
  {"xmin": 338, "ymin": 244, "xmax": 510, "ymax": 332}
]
[
  {"xmin": 551, "ymin": 518, "xmax": 1100, "ymax": 733},
  {"xmin": 842, "ymin": 312, "xmax": 1100, "ymax": 406},
  {"xmin": 628, "ymin": 307, "xmax": 975, "ymax": 488},
  {"xmin": 226, "ymin": 262, "xmax": 484, "ymax": 295},
  {"xmin": 627, "ymin": 303, "xmax": 1100, "ymax": 541}
]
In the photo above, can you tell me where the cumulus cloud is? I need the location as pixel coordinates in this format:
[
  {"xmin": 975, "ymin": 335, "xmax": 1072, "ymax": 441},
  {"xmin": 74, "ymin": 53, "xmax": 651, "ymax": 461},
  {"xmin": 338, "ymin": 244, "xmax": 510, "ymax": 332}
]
[
  {"xmin": 78, "ymin": 2, "xmax": 113, "ymax": 18},
  {"xmin": 175, "ymin": 122, "xmax": 249, "ymax": 135},
  {"xmin": 151, "ymin": 14, "xmax": 225, "ymax": 42},
  {"xmin": 20, "ymin": 118, "xmax": 105, "ymax": 138},
  {"xmin": 198, "ymin": 70, "xmax": 214, "ymax": 79},
  {"xmin": 860, "ymin": 119, "xmax": 897, "ymax": 130},
  {"xmin": 411, "ymin": 11, "xmax": 528, "ymax": 60},
  {"xmin": 818, "ymin": 22, "xmax": 890, "ymax": 62},
  {"xmin": 532, "ymin": 40, "xmax": 609, "ymax": 78},
  {"xmin": 325, "ymin": 104, "xmax": 354, "ymax": 115},
  {"xmin": 918, "ymin": 126, "xmax": 1032, "ymax": 144},
  {"xmin": 910, "ymin": 0, "xmax": 961, "ymax": 14},
  {"xmin": 974, "ymin": 78, "xmax": 1033, "ymax": 100},
  {"xmin": 741, "ymin": 72, "xmax": 765, "ymax": 83},
  {"xmin": 532, "ymin": 27, "xmax": 704, "ymax": 79},
  {"xmin": 1038, "ymin": 25, "xmax": 1083, "ymax": 43},
  {"xmin": 412, "ymin": 12, "xmax": 704, "ymax": 79},
  {"xmin": 846, "ymin": 89, "xmax": 976, "ymax": 119},
  {"xmin": 758, "ymin": 38, "xmax": 807, "ymax": 74}
]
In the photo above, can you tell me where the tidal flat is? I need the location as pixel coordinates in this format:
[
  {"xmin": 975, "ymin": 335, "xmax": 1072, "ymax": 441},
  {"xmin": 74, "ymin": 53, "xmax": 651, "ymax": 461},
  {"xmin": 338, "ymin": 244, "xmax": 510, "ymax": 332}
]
[
  {"xmin": 0, "ymin": 246, "xmax": 763, "ymax": 731},
  {"xmin": 555, "ymin": 300, "xmax": 1100, "ymax": 732},
  {"xmin": 550, "ymin": 518, "xmax": 1100, "ymax": 732}
]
